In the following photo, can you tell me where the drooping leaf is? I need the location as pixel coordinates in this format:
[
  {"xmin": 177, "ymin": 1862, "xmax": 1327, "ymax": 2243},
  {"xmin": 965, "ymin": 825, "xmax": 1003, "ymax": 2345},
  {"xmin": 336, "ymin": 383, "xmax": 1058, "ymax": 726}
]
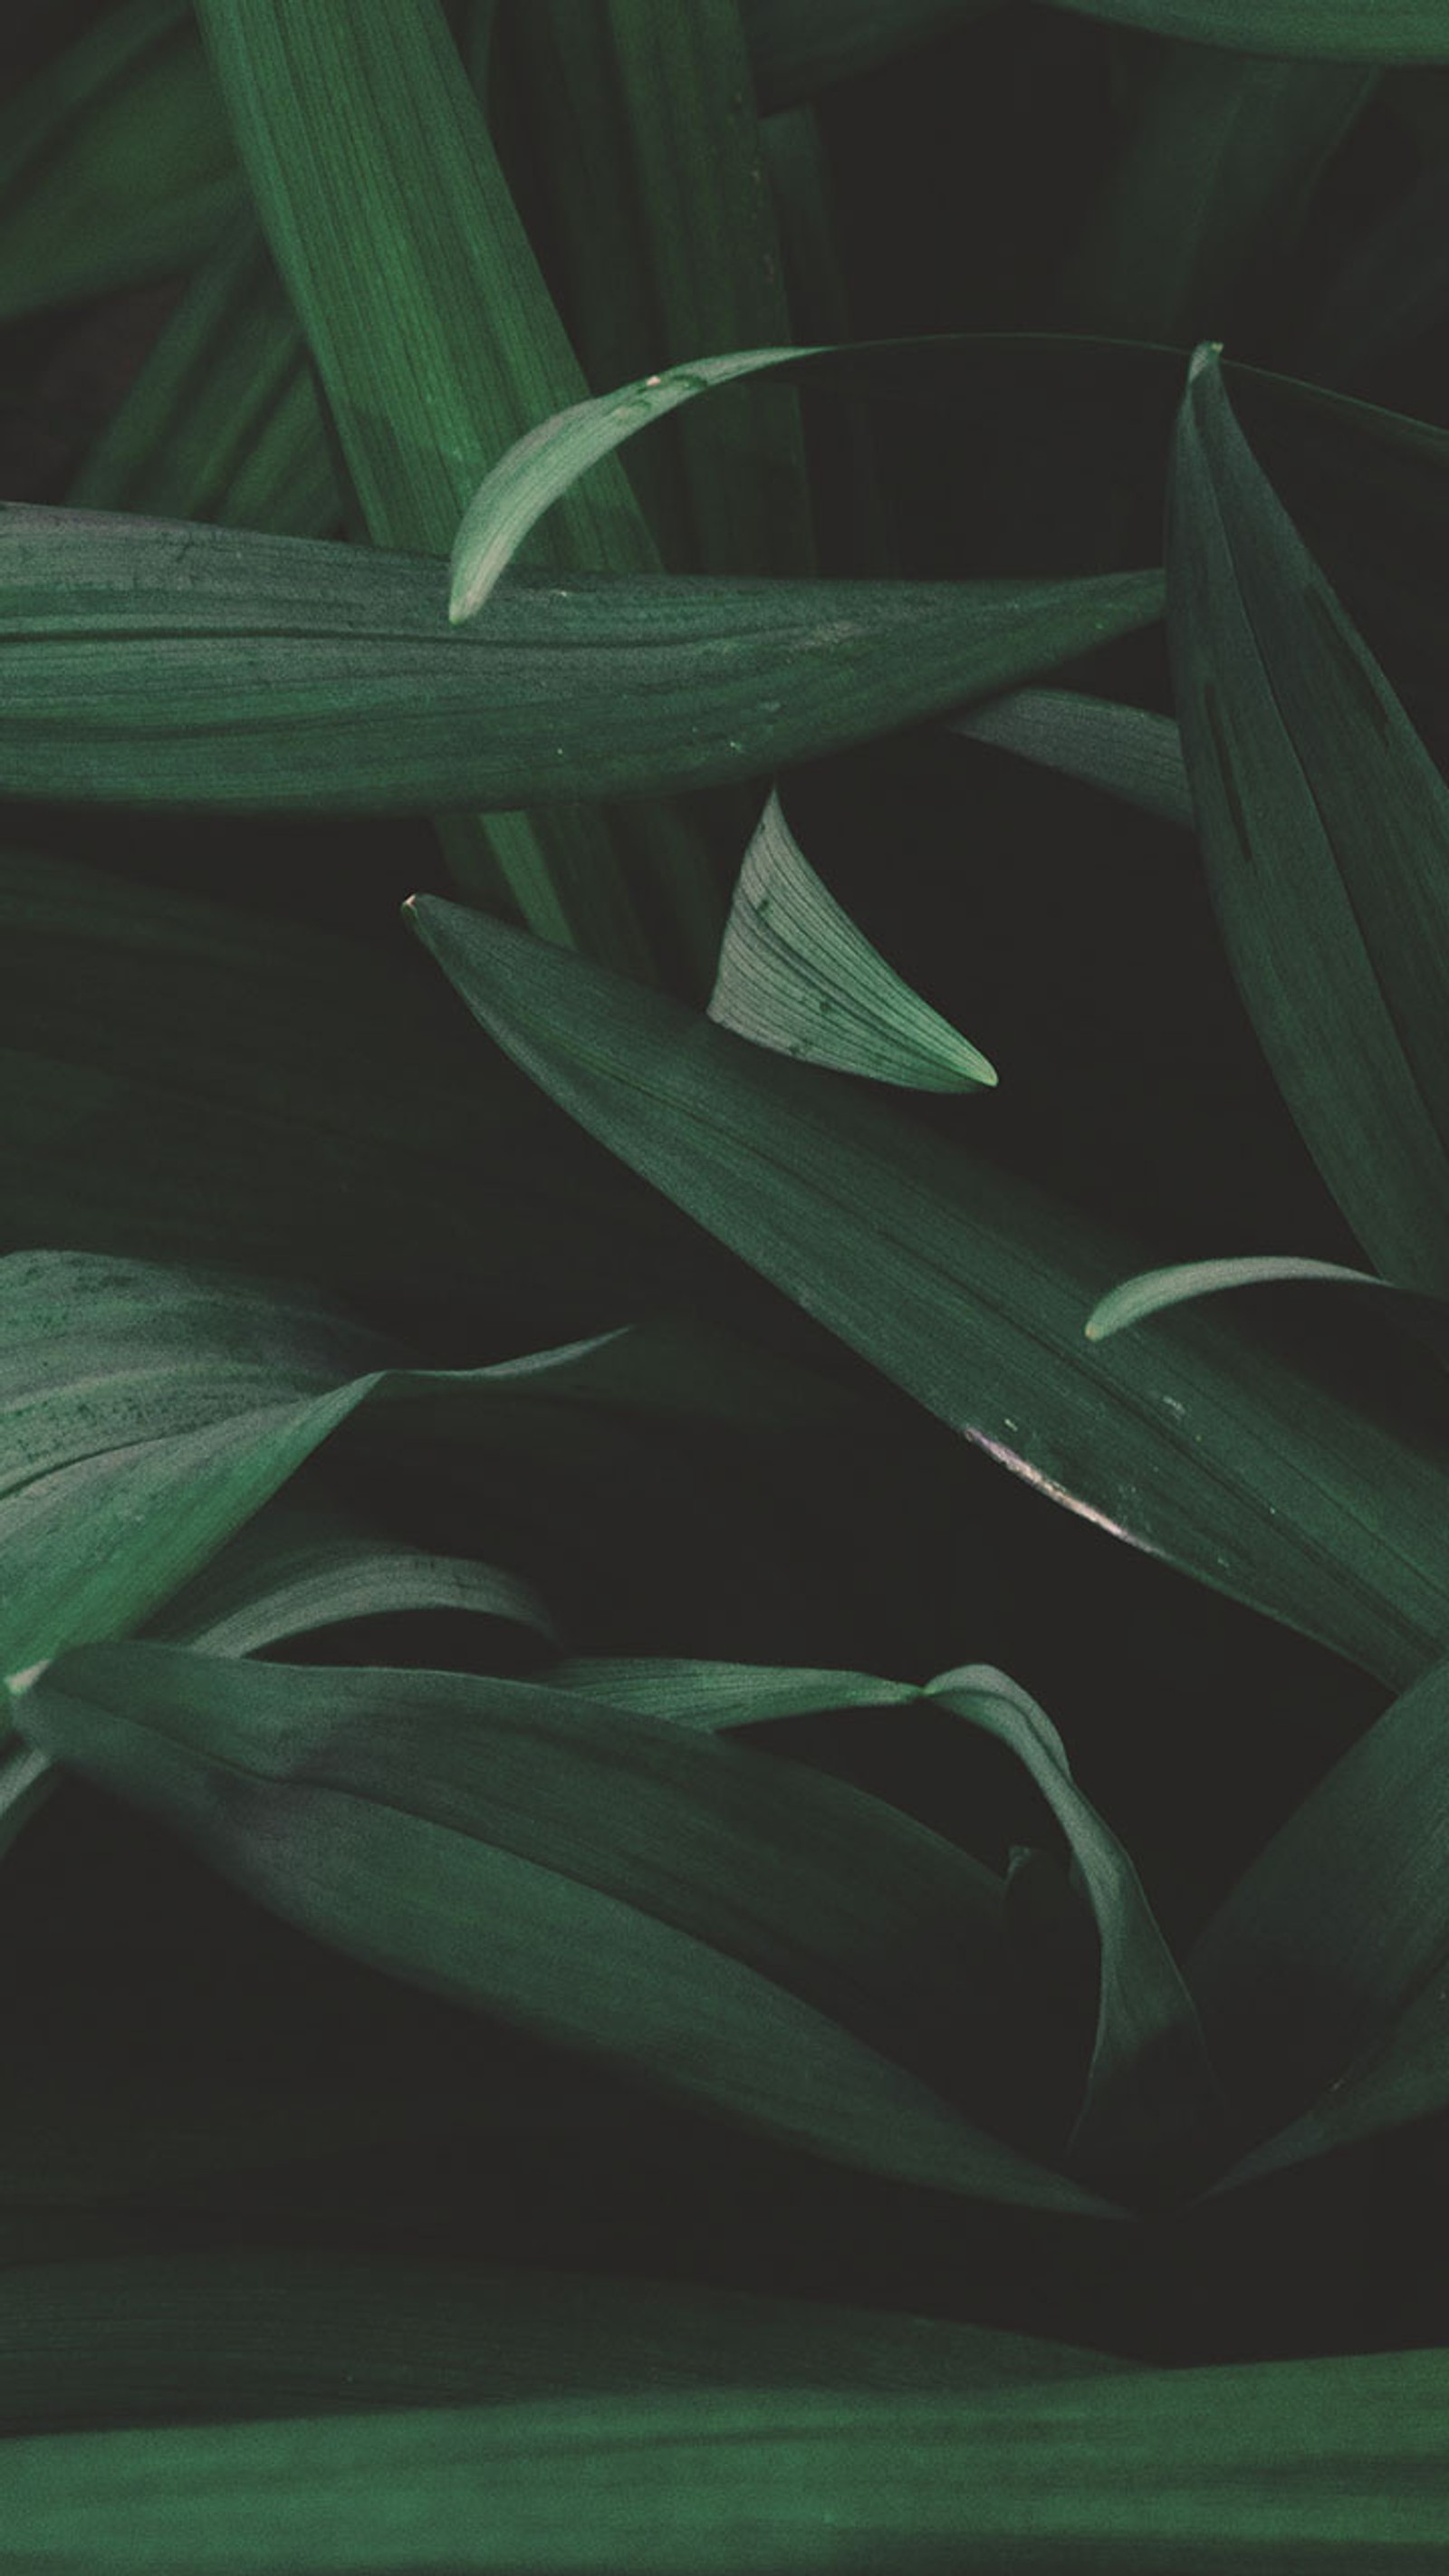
[
  {"xmin": 411, "ymin": 898, "xmax": 1449, "ymax": 1687},
  {"xmin": 13, "ymin": 1642, "xmax": 1113, "ymax": 2216},
  {"xmin": 4, "ymin": 2251, "xmax": 1118, "ymax": 2437},
  {"xmin": 0, "ymin": 503, "xmax": 1164, "ymax": 814},
  {"xmin": 2, "ymin": 2351, "xmax": 1443, "ymax": 2572},
  {"xmin": 0, "ymin": 0, "xmax": 241, "ymax": 325},
  {"xmin": 1169, "ymin": 342, "xmax": 1449, "ymax": 1292},
  {"xmin": 1195, "ymin": 1649, "xmax": 1449, "ymax": 2182},
  {"xmin": 708, "ymin": 791, "xmax": 997, "ymax": 1090},
  {"xmin": 1051, "ymin": 0, "xmax": 1449, "ymax": 63},
  {"xmin": 68, "ymin": 210, "xmax": 336, "ymax": 536},
  {"xmin": 495, "ymin": 2, "xmax": 815, "ymax": 579},
  {"xmin": 1086, "ymin": 1255, "xmax": 1387, "ymax": 1341},
  {"xmin": 948, "ymin": 690, "xmax": 1194, "ymax": 831},
  {"xmin": 926, "ymin": 1667, "xmax": 1222, "ymax": 2194},
  {"xmin": 149, "ymin": 1498, "xmax": 556, "ymax": 1658}
]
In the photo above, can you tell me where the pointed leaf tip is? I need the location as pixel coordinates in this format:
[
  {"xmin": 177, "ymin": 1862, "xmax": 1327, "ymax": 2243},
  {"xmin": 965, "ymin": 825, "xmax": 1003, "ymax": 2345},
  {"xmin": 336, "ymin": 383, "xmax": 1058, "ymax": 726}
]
[
  {"xmin": 1086, "ymin": 1256, "xmax": 1386, "ymax": 1343},
  {"xmin": 1188, "ymin": 341, "xmax": 1224, "ymax": 384},
  {"xmin": 709, "ymin": 793, "xmax": 998, "ymax": 1093}
]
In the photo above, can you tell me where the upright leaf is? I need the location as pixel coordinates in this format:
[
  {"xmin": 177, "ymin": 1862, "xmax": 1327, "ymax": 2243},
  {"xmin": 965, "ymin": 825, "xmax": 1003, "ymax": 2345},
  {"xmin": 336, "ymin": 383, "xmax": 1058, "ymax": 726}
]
[{"xmin": 1170, "ymin": 343, "xmax": 1449, "ymax": 1291}]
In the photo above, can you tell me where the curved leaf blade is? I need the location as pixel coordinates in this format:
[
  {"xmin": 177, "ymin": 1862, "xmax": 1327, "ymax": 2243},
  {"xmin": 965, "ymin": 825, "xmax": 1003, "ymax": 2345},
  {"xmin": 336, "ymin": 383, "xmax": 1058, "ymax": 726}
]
[
  {"xmin": 1086, "ymin": 1255, "xmax": 1386, "ymax": 1342},
  {"xmin": 1170, "ymin": 347, "xmax": 1449, "ymax": 1290},
  {"xmin": 410, "ymin": 898, "xmax": 1449, "ymax": 1687},
  {"xmin": 709, "ymin": 792, "xmax": 997, "ymax": 1090},
  {"xmin": 948, "ymin": 690, "xmax": 1194, "ymax": 830},
  {"xmin": 13, "ymin": 1644, "xmax": 1108, "ymax": 2216}
]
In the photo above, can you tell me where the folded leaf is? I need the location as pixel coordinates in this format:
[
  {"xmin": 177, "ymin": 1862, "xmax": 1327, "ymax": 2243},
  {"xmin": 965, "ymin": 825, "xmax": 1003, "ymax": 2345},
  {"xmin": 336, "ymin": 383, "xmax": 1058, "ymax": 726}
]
[
  {"xmin": 14, "ymin": 1643, "xmax": 1113, "ymax": 2215},
  {"xmin": 3, "ymin": 2350, "xmax": 1442, "ymax": 2571},
  {"xmin": 948, "ymin": 690, "xmax": 1194, "ymax": 830},
  {"xmin": 411, "ymin": 897, "xmax": 1449, "ymax": 1686},
  {"xmin": 1169, "ymin": 343, "xmax": 1449, "ymax": 1292},
  {"xmin": 0, "ymin": 505, "xmax": 1162, "ymax": 815},
  {"xmin": 708, "ymin": 791, "xmax": 997, "ymax": 1090}
]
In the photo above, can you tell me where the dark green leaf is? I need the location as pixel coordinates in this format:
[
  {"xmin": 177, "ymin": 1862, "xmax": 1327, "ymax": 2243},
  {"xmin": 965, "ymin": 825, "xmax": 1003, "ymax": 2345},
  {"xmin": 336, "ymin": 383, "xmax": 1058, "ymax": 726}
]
[
  {"xmin": 1170, "ymin": 343, "xmax": 1449, "ymax": 1291},
  {"xmin": 14, "ymin": 1643, "xmax": 1112, "ymax": 2214},
  {"xmin": 3, "ymin": 2251, "xmax": 1118, "ymax": 2437},
  {"xmin": 2, "ymin": 2350, "xmax": 1443, "ymax": 2571},
  {"xmin": 1052, "ymin": 0, "xmax": 1449, "ymax": 62},
  {"xmin": 411, "ymin": 898, "xmax": 1449, "ymax": 1686},
  {"xmin": 741, "ymin": 0, "xmax": 1002, "ymax": 110},
  {"xmin": 948, "ymin": 691, "xmax": 1194, "ymax": 830},
  {"xmin": 0, "ymin": 504, "xmax": 1163, "ymax": 814}
]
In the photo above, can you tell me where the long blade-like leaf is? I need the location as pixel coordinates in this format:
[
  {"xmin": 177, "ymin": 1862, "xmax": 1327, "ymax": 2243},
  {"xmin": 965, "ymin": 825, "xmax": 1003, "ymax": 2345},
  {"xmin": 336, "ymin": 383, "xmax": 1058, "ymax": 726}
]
[
  {"xmin": 948, "ymin": 691, "xmax": 1194, "ymax": 831},
  {"xmin": 411, "ymin": 897, "xmax": 1449, "ymax": 1687},
  {"xmin": 1170, "ymin": 343, "xmax": 1449, "ymax": 1291},
  {"xmin": 2, "ymin": 2352, "xmax": 1443, "ymax": 2571},
  {"xmin": 0, "ymin": 504, "xmax": 1163, "ymax": 814},
  {"xmin": 13, "ymin": 1643, "xmax": 1110, "ymax": 2215}
]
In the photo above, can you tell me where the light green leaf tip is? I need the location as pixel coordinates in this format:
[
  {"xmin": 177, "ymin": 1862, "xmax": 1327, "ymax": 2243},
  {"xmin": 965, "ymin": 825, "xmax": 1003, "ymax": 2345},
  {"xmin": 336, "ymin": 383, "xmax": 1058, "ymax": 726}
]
[
  {"xmin": 1085, "ymin": 1254, "xmax": 1384, "ymax": 1342},
  {"xmin": 448, "ymin": 344, "xmax": 817, "ymax": 623},
  {"xmin": 708, "ymin": 791, "xmax": 998, "ymax": 1092}
]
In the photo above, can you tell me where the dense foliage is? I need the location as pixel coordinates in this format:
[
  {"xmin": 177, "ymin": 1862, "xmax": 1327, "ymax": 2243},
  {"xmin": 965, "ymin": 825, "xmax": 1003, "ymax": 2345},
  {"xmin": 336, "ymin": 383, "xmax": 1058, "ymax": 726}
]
[{"xmin": 2, "ymin": 1, "xmax": 1448, "ymax": 2564}]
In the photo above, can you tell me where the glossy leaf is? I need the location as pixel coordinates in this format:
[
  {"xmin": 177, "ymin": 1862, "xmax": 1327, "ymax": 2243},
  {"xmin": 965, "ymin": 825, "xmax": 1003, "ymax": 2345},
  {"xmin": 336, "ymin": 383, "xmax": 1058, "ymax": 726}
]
[
  {"xmin": 0, "ymin": 504, "xmax": 1164, "ymax": 815},
  {"xmin": 1170, "ymin": 343, "xmax": 1449, "ymax": 1291},
  {"xmin": 13, "ymin": 1642, "xmax": 1113, "ymax": 2215},
  {"xmin": 948, "ymin": 691, "xmax": 1194, "ymax": 830},
  {"xmin": 2, "ymin": 2351, "xmax": 1444, "ymax": 2572},
  {"xmin": 708, "ymin": 792, "xmax": 997, "ymax": 1090},
  {"xmin": 412, "ymin": 897, "xmax": 1449, "ymax": 1686}
]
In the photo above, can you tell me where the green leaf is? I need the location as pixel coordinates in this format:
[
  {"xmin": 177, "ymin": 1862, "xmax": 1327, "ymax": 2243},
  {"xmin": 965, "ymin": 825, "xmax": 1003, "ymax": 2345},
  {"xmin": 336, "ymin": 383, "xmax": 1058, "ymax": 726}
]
[
  {"xmin": 195, "ymin": 0, "xmax": 717, "ymax": 977},
  {"xmin": 1086, "ymin": 1255, "xmax": 1387, "ymax": 1341},
  {"xmin": 149, "ymin": 1498, "xmax": 556, "ymax": 1658},
  {"xmin": 2, "ymin": 2350, "xmax": 1443, "ymax": 2571},
  {"xmin": 708, "ymin": 792, "xmax": 997, "ymax": 1090},
  {"xmin": 1051, "ymin": 0, "xmax": 1449, "ymax": 62},
  {"xmin": 1195, "ymin": 1649, "xmax": 1449, "ymax": 2181},
  {"xmin": 411, "ymin": 898, "xmax": 1449, "ymax": 1687},
  {"xmin": 741, "ymin": 0, "xmax": 1002, "ymax": 110},
  {"xmin": 0, "ymin": 503, "xmax": 1164, "ymax": 814},
  {"xmin": 449, "ymin": 346, "xmax": 809, "ymax": 623},
  {"xmin": 14, "ymin": 1643, "xmax": 1111, "ymax": 2215},
  {"xmin": 4, "ymin": 2251, "xmax": 1118, "ymax": 2437},
  {"xmin": 948, "ymin": 691, "xmax": 1194, "ymax": 830},
  {"xmin": 1169, "ymin": 343, "xmax": 1449, "ymax": 1292},
  {"xmin": 1064, "ymin": 46, "xmax": 1375, "ymax": 348},
  {"xmin": 495, "ymin": 2, "xmax": 815, "ymax": 580},
  {"xmin": 68, "ymin": 210, "xmax": 336, "ymax": 536},
  {"xmin": 0, "ymin": 0, "xmax": 241, "ymax": 325},
  {"xmin": 547, "ymin": 1658, "xmax": 919, "ymax": 1728},
  {"xmin": 926, "ymin": 1667, "xmax": 1221, "ymax": 2194}
]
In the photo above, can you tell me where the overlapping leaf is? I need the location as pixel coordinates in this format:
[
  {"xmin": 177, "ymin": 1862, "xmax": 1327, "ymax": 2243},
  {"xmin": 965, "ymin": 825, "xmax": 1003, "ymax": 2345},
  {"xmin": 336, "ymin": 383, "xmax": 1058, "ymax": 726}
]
[
  {"xmin": 1169, "ymin": 344, "xmax": 1449, "ymax": 1292},
  {"xmin": 948, "ymin": 691, "xmax": 1193, "ymax": 830},
  {"xmin": 12, "ymin": 1642, "xmax": 1110, "ymax": 2215},
  {"xmin": 2, "ymin": 2350, "xmax": 1442, "ymax": 2572},
  {"xmin": 0, "ymin": 503, "xmax": 1163, "ymax": 813},
  {"xmin": 1052, "ymin": 0, "xmax": 1449, "ymax": 62},
  {"xmin": 411, "ymin": 897, "xmax": 1449, "ymax": 1685}
]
